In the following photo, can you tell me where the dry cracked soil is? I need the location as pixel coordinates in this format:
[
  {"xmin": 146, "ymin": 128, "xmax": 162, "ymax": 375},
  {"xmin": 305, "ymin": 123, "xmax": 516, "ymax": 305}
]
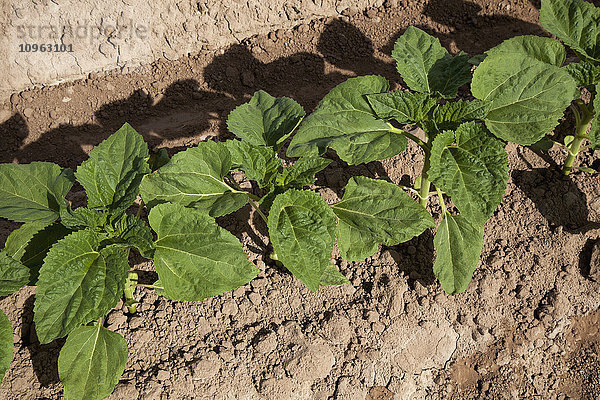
[{"xmin": 1, "ymin": 0, "xmax": 600, "ymax": 399}]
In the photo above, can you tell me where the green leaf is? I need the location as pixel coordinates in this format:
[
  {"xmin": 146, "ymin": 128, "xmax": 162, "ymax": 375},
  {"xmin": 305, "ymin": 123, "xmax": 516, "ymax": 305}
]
[
  {"xmin": 0, "ymin": 310, "xmax": 13, "ymax": 383},
  {"xmin": 60, "ymin": 207, "xmax": 109, "ymax": 230},
  {"xmin": 0, "ymin": 252, "xmax": 30, "ymax": 296},
  {"xmin": 366, "ymin": 91, "xmax": 437, "ymax": 124},
  {"xmin": 485, "ymin": 35, "xmax": 566, "ymax": 66},
  {"xmin": 471, "ymin": 53, "xmax": 577, "ymax": 145},
  {"xmin": 224, "ymin": 140, "xmax": 282, "ymax": 188},
  {"xmin": 58, "ymin": 325, "xmax": 127, "ymax": 400},
  {"xmin": 575, "ymin": 166, "xmax": 597, "ymax": 174},
  {"xmin": 319, "ymin": 263, "xmax": 350, "ymax": 286},
  {"xmin": 392, "ymin": 26, "xmax": 472, "ymax": 98},
  {"xmin": 149, "ymin": 203, "xmax": 259, "ymax": 301},
  {"xmin": 34, "ymin": 231, "xmax": 129, "ymax": 344},
  {"xmin": 429, "ymin": 122, "xmax": 509, "ymax": 225},
  {"xmin": 268, "ymin": 190, "xmax": 337, "ymax": 291},
  {"xmin": 5, "ymin": 222, "xmax": 71, "ymax": 284},
  {"xmin": 540, "ymin": 0, "xmax": 600, "ymax": 63},
  {"xmin": 227, "ymin": 90, "xmax": 306, "ymax": 148},
  {"xmin": 0, "ymin": 162, "xmax": 73, "ymax": 223},
  {"xmin": 590, "ymin": 84, "xmax": 600, "ymax": 150},
  {"xmin": 140, "ymin": 141, "xmax": 248, "ymax": 217},
  {"xmin": 564, "ymin": 61, "xmax": 600, "ymax": 87},
  {"xmin": 278, "ymin": 156, "xmax": 332, "ymax": 189},
  {"xmin": 76, "ymin": 123, "xmax": 150, "ymax": 213},
  {"xmin": 564, "ymin": 135, "xmax": 575, "ymax": 147},
  {"xmin": 104, "ymin": 214, "xmax": 155, "ymax": 258},
  {"xmin": 430, "ymin": 99, "xmax": 490, "ymax": 130},
  {"xmin": 433, "ymin": 213, "xmax": 484, "ymax": 294},
  {"xmin": 287, "ymin": 76, "xmax": 407, "ymax": 165},
  {"xmin": 332, "ymin": 176, "xmax": 435, "ymax": 261},
  {"xmin": 4, "ymin": 221, "xmax": 52, "ymax": 260}
]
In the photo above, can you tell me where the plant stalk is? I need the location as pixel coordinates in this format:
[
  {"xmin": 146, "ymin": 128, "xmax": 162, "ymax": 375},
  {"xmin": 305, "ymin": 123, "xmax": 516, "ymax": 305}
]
[
  {"xmin": 249, "ymin": 198, "xmax": 268, "ymax": 223},
  {"xmin": 124, "ymin": 271, "xmax": 139, "ymax": 313},
  {"xmin": 419, "ymin": 136, "xmax": 431, "ymax": 207},
  {"xmin": 120, "ymin": 200, "xmax": 146, "ymax": 313},
  {"xmin": 436, "ymin": 187, "xmax": 448, "ymax": 215},
  {"xmin": 388, "ymin": 125, "xmax": 428, "ymax": 149},
  {"xmin": 563, "ymin": 102, "xmax": 593, "ymax": 175}
]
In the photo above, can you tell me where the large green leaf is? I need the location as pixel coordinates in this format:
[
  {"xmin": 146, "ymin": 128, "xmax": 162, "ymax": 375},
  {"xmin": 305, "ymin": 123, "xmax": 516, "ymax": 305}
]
[
  {"xmin": 429, "ymin": 122, "xmax": 509, "ymax": 225},
  {"xmin": 540, "ymin": 0, "xmax": 600, "ymax": 63},
  {"xmin": 224, "ymin": 140, "xmax": 282, "ymax": 188},
  {"xmin": 4, "ymin": 222, "xmax": 71, "ymax": 284},
  {"xmin": 58, "ymin": 325, "xmax": 127, "ymax": 400},
  {"xmin": 471, "ymin": 53, "xmax": 577, "ymax": 145},
  {"xmin": 0, "ymin": 252, "xmax": 29, "ymax": 296},
  {"xmin": 76, "ymin": 123, "xmax": 150, "ymax": 213},
  {"xmin": 149, "ymin": 203, "xmax": 259, "ymax": 301},
  {"xmin": 0, "ymin": 162, "xmax": 73, "ymax": 223},
  {"xmin": 564, "ymin": 61, "xmax": 600, "ymax": 87},
  {"xmin": 277, "ymin": 156, "xmax": 332, "ymax": 189},
  {"xmin": 0, "ymin": 310, "xmax": 12, "ymax": 383},
  {"xmin": 485, "ymin": 35, "xmax": 566, "ymax": 66},
  {"xmin": 140, "ymin": 141, "xmax": 248, "ymax": 217},
  {"xmin": 366, "ymin": 91, "xmax": 437, "ymax": 124},
  {"xmin": 332, "ymin": 177, "xmax": 435, "ymax": 261},
  {"xmin": 268, "ymin": 190, "xmax": 337, "ymax": 292},
  {"xmin": 227, "ymin": 90, "xmax": 306, "ymax": 148},
  {"xmin": 34, "ymin": 231, "xmax": 129, "ymax": 344},
  {"xmin": 433, "ymin": 213, "xmax": 484, "ymax": 294},
  {"xmin": 392, "ymin": 26, "xmax": 472, "ymax": 98},
  {"xmin": 287, "ymin": 76, "xmax": 407, "ymax": 165}
]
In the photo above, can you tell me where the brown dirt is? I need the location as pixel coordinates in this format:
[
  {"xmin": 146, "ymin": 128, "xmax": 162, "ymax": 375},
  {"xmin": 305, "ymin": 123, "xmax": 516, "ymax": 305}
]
[{"xmin": 1, "ymin": 1, "xmax": 600, "ymax": 399}]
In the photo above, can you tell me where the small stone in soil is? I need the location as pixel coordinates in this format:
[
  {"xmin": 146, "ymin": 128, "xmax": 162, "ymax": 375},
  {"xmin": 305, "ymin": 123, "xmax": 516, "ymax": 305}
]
[{"xmin": 23, "ymin": 108, "xmax": 34, "ymax": 118}]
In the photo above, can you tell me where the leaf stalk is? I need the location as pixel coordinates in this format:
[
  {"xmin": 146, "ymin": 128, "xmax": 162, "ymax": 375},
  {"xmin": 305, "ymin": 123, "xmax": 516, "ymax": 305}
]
[{"xmin": 563, "ymin": 101, "xmax": 594, "ymax": 175}]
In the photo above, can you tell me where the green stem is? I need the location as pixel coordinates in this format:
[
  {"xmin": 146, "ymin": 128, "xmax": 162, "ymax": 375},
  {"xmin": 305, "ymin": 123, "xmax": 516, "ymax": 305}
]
[
  {"xmin": 124, "ymin": 271, "xmax": 139, "ymax": 313},
  {"xmin": 436, "ymin": 187, "xmax": 448, "ymax": 215},
  {"xmin": 136, "ymin": 199, "xmax": 145, "ymax": 218},
  {"xmin": 419, "ymin": 135, "xmax": 431, "ymax": 207},
  {"xmin": 564, "ymin": 102, "xmax": 594, "ymax": 175},
  {"xmin": 137, "ymin": 283, "xmax": 163, "ymax": 290},
  {"xmin": 249, "ymin": 198, "xmax": 268, "ymax": 223},
  {"xmin": 388, "ymin": 125, "xmax": 428, "ymax": 149},
  {"xmin": 119, "ymin": 201, "xmax": 146, "ymax": 313}
]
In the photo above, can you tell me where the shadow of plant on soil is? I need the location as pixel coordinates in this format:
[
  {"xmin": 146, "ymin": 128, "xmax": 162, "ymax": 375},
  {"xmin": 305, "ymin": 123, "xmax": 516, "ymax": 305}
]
[
  {"xmin": 0, "ymin": 80, "xmax": 240, "ymax": 168},
  {"xmin": 512, "ymin": 169, "xmax": 600, "ymax": 233},
  {"xmin": 578, "ymin": 238, "xmax": 599, "ymax": 281},
  {"xmin": 20, "ymin": 295, "xmax": 63, "ymax": 387}
]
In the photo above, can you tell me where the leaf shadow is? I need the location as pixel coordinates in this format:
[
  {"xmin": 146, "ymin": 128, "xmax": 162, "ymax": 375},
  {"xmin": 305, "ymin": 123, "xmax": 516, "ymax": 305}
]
[
  {"xmin": 387, "ymin": 230, "xmax": 437, "ymax": 287},
  {"xmin": 20, "ymin": 295, "xmax": 63, "ymax": 387},
  {"xmin": 512, "ymin": 168, "xmax": 600, "ymax": 233},
  {"xmin": 216, "ymin": 204, "xmax": 269, "ymax": 254},
  {"xmin": 0, "ymin": 79, "xmax": 236, "ymax": 168},
  {"xmin": 578, "ymin": 238, "xmax": 598, "ymax": 281}
]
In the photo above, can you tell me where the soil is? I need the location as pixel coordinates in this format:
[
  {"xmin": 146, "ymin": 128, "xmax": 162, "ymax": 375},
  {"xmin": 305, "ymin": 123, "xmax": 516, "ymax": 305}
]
[{"xmin": 1, "ymin": 0, "xmax": 600, "ymax": 399}]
